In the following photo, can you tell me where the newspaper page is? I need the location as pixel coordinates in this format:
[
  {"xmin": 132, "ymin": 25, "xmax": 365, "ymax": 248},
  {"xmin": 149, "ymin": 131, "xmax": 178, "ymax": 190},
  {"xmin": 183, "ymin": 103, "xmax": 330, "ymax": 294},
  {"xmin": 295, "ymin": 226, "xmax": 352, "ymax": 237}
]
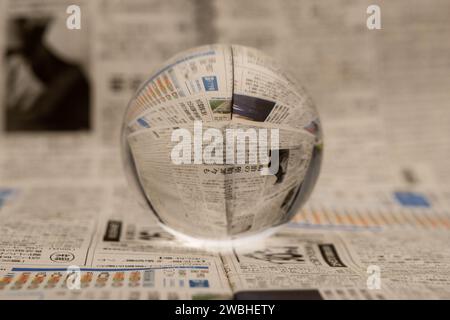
[
  {"xmin": 0, "ymin": 0, "xmax": 450, "ymax": 301},
  {"xmin": 223, "ymin": 226, "xmax": 450, "ymax": 299},
  {"xmin": 0, "ymin": 185, "xmax": 232, "ymax": 300},
  {"xmin": 0, "ymin": 0, "xmax": 232, "ymax": 300},
  {"xmin": 216, "ymin": 0, "xmax": 450, "ymax": 299}
]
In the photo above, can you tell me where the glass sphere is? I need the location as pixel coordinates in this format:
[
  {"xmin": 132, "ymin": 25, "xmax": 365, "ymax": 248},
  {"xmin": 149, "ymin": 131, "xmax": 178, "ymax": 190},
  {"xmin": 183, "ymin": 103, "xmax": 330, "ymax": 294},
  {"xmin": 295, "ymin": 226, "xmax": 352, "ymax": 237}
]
[{"xmin": 122, "ymin": 44, "xmax": 322, "ymax": 243}]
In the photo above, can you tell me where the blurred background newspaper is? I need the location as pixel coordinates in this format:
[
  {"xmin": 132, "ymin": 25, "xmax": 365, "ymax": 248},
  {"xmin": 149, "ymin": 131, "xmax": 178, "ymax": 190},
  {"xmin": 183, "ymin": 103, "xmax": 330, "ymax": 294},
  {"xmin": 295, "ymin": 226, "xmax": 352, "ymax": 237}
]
[{"xmin": 0, "ymin": 0, "xmax": 450, "ymax": 299}]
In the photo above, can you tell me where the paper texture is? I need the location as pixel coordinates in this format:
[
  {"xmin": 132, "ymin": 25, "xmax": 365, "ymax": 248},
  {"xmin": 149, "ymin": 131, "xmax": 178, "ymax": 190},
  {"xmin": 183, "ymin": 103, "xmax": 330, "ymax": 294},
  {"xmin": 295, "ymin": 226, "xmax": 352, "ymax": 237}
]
[{"xmin": 1, "ymin": 0, "xmax": 450, "ymax": 299}]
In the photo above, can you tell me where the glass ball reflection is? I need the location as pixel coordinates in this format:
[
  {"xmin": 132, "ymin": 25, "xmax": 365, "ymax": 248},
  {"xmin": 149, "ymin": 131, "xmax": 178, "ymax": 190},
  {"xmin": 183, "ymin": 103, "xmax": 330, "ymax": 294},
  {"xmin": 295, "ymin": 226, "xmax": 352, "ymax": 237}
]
[{"xmin": 122, "ymin": 44, "xmax": 322, "ymax": 243}]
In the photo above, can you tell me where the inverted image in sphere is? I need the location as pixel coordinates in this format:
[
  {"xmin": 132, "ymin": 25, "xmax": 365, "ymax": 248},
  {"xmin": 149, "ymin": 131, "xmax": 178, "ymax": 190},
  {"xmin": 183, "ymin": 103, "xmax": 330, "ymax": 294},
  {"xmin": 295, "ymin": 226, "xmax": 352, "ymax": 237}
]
[{"xmin": 122, "ymin": 44, "xmax": 322, "ymax": 242}]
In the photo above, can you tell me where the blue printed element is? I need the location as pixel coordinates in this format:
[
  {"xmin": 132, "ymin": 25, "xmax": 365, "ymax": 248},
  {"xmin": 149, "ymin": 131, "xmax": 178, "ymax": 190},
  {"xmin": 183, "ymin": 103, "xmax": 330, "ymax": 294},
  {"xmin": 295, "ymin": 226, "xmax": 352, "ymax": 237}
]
[
  {"xmin": 0, "ymin": 188, "xmax": 15, "ymax": 209},
  {"xmin": 13, "ymin": 266, "xmax": 209, "ymax": 272},
  {"xmin": 394, "ymin": 192, "xmax": 430, "ymax": 208},
  {"xmin": 202, "ymin": 76, "xmax": 218, "ymax": 91},
  {"xmin": 189, "ymin": 279, "xmax": 209, "ymax": 288},
  {"xmin": 137, "ymin": 118, "xmax": 150, "ymax": 128}
]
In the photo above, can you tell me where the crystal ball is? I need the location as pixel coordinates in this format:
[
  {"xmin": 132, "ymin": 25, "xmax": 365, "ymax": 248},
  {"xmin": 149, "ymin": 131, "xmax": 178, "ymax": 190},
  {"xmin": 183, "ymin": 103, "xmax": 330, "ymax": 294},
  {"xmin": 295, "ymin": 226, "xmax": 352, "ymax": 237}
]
[{"xmin": 122, "ymin": 44, "xmax": 322, "ymax": 243}]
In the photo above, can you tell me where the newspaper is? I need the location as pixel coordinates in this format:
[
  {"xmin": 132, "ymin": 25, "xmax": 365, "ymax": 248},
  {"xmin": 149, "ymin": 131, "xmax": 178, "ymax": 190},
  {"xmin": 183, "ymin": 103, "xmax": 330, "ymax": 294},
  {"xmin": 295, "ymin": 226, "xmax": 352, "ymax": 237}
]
[
  {"xmin": 0, "ymin": 185, "xmax": 232, "ymax": 300},
  {"xmin": 224, "ymin": 226, "xmax": 450, "ymax": 299},
  {"xmin": 1, "ymin": 0, "xmax": 450, "ymax": 299}
]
